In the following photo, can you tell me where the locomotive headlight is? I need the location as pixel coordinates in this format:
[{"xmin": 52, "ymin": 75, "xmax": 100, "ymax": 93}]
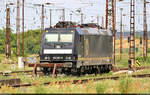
[
  {"xmin": 68, "ymin": 57, "xmax": 71, "ymax": 59},
  {"xmin": 66, "ymin": 56, "xmax": 71, "ymax": 60},
  {"xmin": 45, "ymin": 57, "xmax": 48, "ymax": 60},
  {"xmin": 53, "ymin": 57, "xmax": 56, "ymax": 59}
]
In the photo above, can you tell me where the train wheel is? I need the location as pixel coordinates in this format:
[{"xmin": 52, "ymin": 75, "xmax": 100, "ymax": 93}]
[
  {"xmin": 77, "ymin": 68, "xmax": 81, "ymax": 76},
  {"xmin": 101, "ymin": 65, "xmax": 105, "ymax": 73},
  {"xmin": 64, "ymin": 68, "xmax": 71, "ymax": 76},
  {"xmin": 40, "ymin": 67, "xmax": 51, "ymax": 75},
  {"xmin": 94, "ymin": 68, "xmax": 98, "ymax": 75},
  {"xmin": 105, "ymin": 65, "xmax": 110, "ymax": 73},
  {"xmin": 98, "ymin": 66, "xmax": 102, "ymax": 74},
  {"xmin": 109, "ymin": 65, "xmax": 113, "ymax": 71},
  {"xmin": 88, "ymin": 66, "xmax": 92, "ymax": 74}
]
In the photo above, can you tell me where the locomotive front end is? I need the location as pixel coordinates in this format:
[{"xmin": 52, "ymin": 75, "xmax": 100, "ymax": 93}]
[{"xmin": 40, "ymin": 28, "xmax": 76, "ymax": 64}]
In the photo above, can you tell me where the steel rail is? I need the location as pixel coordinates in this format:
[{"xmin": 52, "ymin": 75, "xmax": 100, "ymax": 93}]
[{"xmin": 10, "ymin": 73, "xmax": 150, "ymax": 88}]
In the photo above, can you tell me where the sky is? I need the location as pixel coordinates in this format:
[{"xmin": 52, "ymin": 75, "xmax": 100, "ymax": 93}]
[{"xmin": 0, "ymin": 0, "xmax": 150, "ymax": 33}]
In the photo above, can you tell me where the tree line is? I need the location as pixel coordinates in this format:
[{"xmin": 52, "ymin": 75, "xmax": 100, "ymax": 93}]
[{"xmin": 0, "ymin": 29, "xmax": 41, "ymax": 56}]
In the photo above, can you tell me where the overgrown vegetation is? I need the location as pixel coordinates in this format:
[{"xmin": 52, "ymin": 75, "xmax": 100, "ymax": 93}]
[{"xmin": 0, "ymin": 77, "xmax": 150, "ymax": 93}]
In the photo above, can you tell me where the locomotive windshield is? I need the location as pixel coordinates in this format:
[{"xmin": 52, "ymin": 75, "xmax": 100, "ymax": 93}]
[
  {"xmin": 45, "ymin": 34, "xmax": 58, "ymax": 42},
  {"xmin": 60, "ymin": 34, "xmax": 72, "ymax": 42},
  {"xmin": 45, "ymin": 33, "xmax": 73, "ymax": 43}
]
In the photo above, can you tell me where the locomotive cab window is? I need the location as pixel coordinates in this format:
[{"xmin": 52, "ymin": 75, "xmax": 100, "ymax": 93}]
[
  {"xmin": 45, "ymin": 34, "xmax": 58, "ymax": 43},
  {"xmin": 44, "ymin": 31, "xmax": 73, "ymax": 43},
  {"xmin": 60, "ymin": 34, "xmax": 73, "ymax": 42}
]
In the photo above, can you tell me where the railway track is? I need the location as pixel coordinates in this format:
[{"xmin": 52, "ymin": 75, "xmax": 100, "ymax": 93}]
[
  {"xmin": 0, "ymin": 66, "xmax": 149, "ymax": 76},
  {"xmin": 113, "ymin": 66, "xmax": 150, "ymax": 72},
  {"xmin": 10, "ymin": 73, "xmax": 150, "ymax": 88},
  {"xmin": 0, "ymin": 70, "xmax": 41, "ymax": 76},
  {"xmin": 0, "ymin": 66, "xmax": 149, "ymax": 88}
]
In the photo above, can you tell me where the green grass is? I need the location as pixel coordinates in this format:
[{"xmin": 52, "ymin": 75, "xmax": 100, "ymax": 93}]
[
  {"xmin": 0, "ymin": 63, "xmax": 33, "ymax": 72},
  {"xmin": 0, "ymin": 54, "xmax": 33, "ymax": 72},
  {"xmin": 118, "ymin": 77, "xmax": 133, "ymax": 94},
  {"xmin": 0, "ymin": 69, "xmax": 150, "ymax": 93},
  {"xmin": 0, "ymin": 77, "xmax": 150, "ymax": 93},
  {"xmin": 95, "ymin": 82, "xmax": 107, "ymax": 93},
  {"xmin": 16, "ymin": 72, "xmax": 114, "ymax": 84}
]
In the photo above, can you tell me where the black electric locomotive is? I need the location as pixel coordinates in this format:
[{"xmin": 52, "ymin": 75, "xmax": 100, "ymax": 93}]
[{"xmin": 40, "ymin": 23, "xmax": 113, "ymax": 75}]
